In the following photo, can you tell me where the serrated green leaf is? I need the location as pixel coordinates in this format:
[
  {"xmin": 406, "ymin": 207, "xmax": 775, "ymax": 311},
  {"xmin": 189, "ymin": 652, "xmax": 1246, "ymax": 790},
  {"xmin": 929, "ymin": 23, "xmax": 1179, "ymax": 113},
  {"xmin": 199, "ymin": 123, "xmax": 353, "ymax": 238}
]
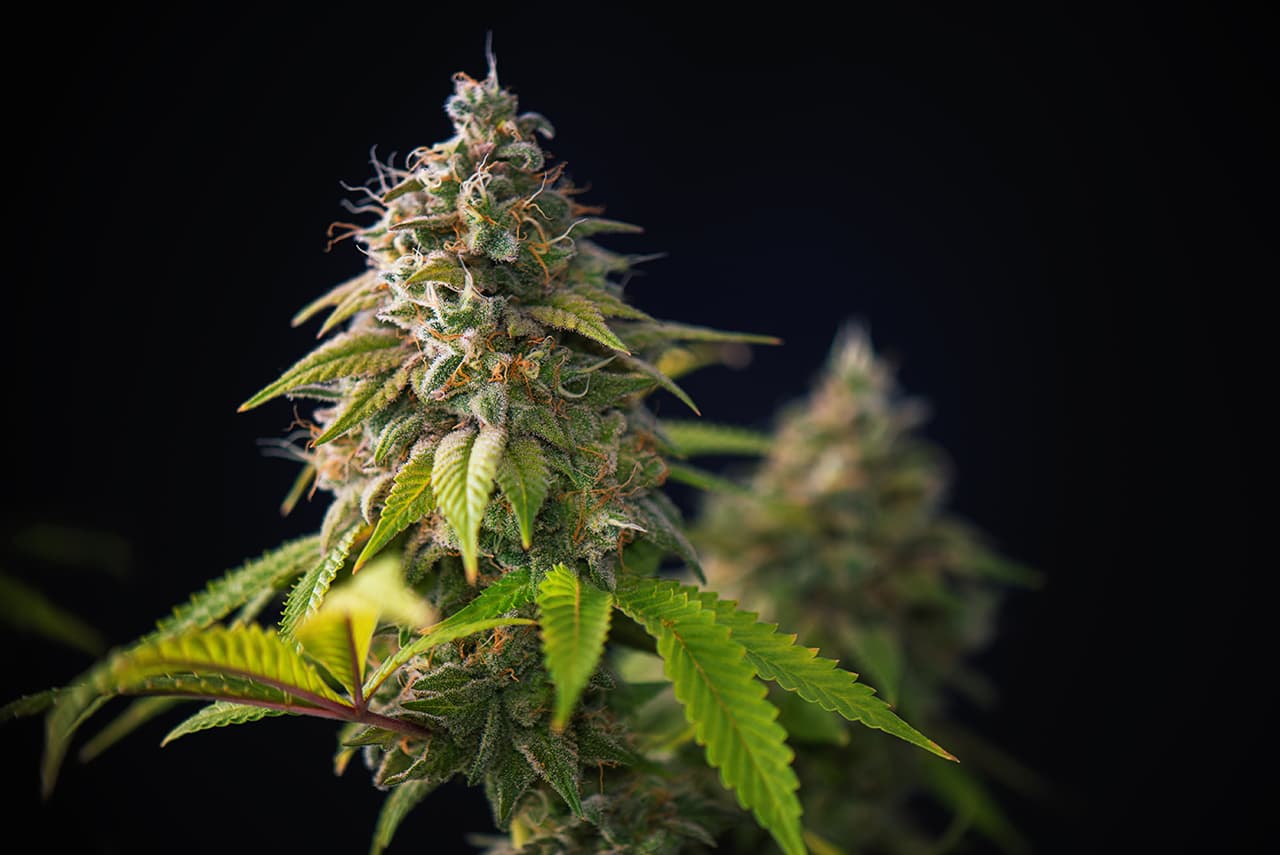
[
  {"xmin": 620, "ymin": 354, "xmax": 700, "ymax": 415},
  {"xmin": 362, "ymin": 568, "xmax": 535, "ymax": 697},
  {"xmin": 513, "ymin": 726, "xmax": 583, "ymax": 816},
  {"xmin": 42, "ymin": 624, "xmax": 350, "ymax": 796},
  {"xmin": 239, "ymin": 331, "xmax": 404, "ymax": 411},
  {"xmin": 371, "ymin": 780, "xmax": 437, "ymax": 855},
  {"xmin": 613, "ymin": 576, "xmax": 804, "ymax": 855},
  {"xmin": 109, "ymin": 624, "xmax": 346, "ymax": 704},
  {"xmin": 313, "ymin": 364, "xmax": 412, "ymax": 446},
  {"xmin": 699, "ymin": 592, "xmax": 954, "ymax": 762},
  {"xmin": 528, "ymin": 294, "xmax": 630, "ymax": 353},
  {"xmin": 279, "ymin": 526, "xmax": 361, "ymax": 639},
  {"xmin": 537, "ymin": 564, "xmax": 613, "ymax": 730},
  {"xmin": 432, "ymin": 424, "xmax": 507, "ymax": 585},
  {"xmin": 659, "ymin": 419, "xmax": 773, "ymax": 457},
  {"xmin": 496, "ymin": 437, "xmax": 549, "ymax": 550},
  {"xmin": 292, "ymin": 270, "xmax": 378, "ymax": 327},
  {"xmin": 79, "ymin": 697, "xmax": 180, "ymax": 761},
  {"xmin": 154, "ymin": 535, "xmax": 321, "ymax": 640},
  {"xmin": 356, "ymin": 439, "xmax": 436, "ymax": 570},
  {"xmin": 0, "ymin": 573, "xmax": 104, "ymax": 655},
  {"xmin": 42, "ymin": 694, "xmax": 108, "ymax": 797},
  {"xmin": 296, "ymin": 556, "xmax": 431, "ymax": 694},
  {"xmin": 162, "ymin": 701, "xmax": 286, "ymax": 746}
]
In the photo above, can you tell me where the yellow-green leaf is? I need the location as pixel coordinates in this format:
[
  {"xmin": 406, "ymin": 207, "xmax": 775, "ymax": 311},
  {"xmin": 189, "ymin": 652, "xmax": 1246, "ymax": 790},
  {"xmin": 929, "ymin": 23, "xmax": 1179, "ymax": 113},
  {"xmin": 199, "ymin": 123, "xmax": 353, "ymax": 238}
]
[
  {"xmin": 296, "ymin": 555, "xmax": 432, "ymax": 694},
  {"xmin": 363, "ymin": 568, "xmax": 535, "ymax": 697},
  {"xmin": 432, "ymin": 424, "xmax": 506, "ymax": 584},
  {"xmin": 537, "ymin": 564, "xmax": 612, "ymax": 730}
]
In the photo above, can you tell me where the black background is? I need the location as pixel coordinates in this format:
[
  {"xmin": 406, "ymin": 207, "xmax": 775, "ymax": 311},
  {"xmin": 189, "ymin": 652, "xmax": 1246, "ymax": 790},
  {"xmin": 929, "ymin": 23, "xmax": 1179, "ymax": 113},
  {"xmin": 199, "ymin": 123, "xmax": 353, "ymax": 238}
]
[{"xmin": 1, "ymin": 4, "xmax": 1267, "ymax": 853}]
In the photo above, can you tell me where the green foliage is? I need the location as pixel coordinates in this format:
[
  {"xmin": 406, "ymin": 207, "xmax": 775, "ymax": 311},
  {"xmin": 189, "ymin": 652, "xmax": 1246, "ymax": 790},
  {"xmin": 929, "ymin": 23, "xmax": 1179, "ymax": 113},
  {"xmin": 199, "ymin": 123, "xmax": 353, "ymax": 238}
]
[
  {"xmin": 537, "ymin": 564, "xmax": 612, "ymax": 730},
  {"xmin": 614, "ymin": 576, "xmax": 805, "ymax": 855},
  {"xmin": 313, "ymin": 364, "xmax": 412, "ymax": 446},
  {"xmin": 696, "ymin": 591, "xmax": 954, "ymax": 761},
  {"xmin": 356, "ymin": 440, "xmax": 436, "ymax": 569},
  {"xmin": 695, "ymin": 328, "xmax": 1036, "ymax": 852},
  {"xmin": 41, "ymin": 623, "xmax": 347, "ymax": 796},
  {"xmin": 362, "ymin": 566, "xmax": 536, "ymax": 697},
  {"xmin": 162, "ymin": 701, "xmax": 285, "ymax": 746},
  {"xmin": 295, "ymin": 556, "xmax": 431, "ymax": 692},
  {"xmin": 154, "ymin": 534, "xmax": 321, "ymax": 638},
  {"xmin": 495, "ymin": 436, "xmax": 550, "ymax": 550},
  {"xmin": 239, "ymin": 331, "xmax": 405, "ymax": 411},
  {"xmin": 1, "ymin": 59, "xmax": 1022, "ymax": 855},
  {"xmin": 79, "ymin": 697, "xmax": 180, "ymax": 761},
  {"xmin": 432, "ymin": 424, "xmax": 506, "ymax": 584},
  {"xmin": 527, "ymin": 294, "xmax": 630, "ymax": 353},
  {"xmin": 279, "ymin": 526, "xmax": 361, "ymax": 638}
]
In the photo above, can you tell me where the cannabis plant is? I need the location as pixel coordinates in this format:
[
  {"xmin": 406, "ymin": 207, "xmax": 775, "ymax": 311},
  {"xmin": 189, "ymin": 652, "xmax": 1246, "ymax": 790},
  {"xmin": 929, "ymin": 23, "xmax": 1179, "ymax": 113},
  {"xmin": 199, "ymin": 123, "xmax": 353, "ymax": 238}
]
[
  {"xmin": 4, "ymin": 59, "xmax": 956, "ymax": 853},
  {"xmin": 676, "ymin": 329, "xmax": 1038, "ymax": 852}
]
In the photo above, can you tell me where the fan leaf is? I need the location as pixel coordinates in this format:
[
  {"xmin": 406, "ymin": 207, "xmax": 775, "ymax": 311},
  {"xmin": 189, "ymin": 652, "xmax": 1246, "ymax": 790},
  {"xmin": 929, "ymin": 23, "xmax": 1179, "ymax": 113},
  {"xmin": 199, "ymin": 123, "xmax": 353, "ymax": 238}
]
[
  {"xmin": 537, "ymin": 564, "xmax": 613, "ymax": 730},
  {"xmin": 42, "ymin": 624, "xmax": 349, "ymax": 796},
  {"xmin": 613, "ymin": 576, "xmax": 805, "ymax": 855},
  {"xmin": 154, "ymin": 535, "xmax": 321, "ymax": 640},
  {"xmin": 79, "ymin": 697, "xmax": 180, "ymax": 761},
  {"xmin": 620, "ymin": 354, "xmax": 699, "ymax": 415},
  {"xmin": 699, "ymin": 592, "xmax": 954, "ymax": 761},
  {"xmin": 292, "ymin": 270, "xmax": 378, "ymax": 327}
]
